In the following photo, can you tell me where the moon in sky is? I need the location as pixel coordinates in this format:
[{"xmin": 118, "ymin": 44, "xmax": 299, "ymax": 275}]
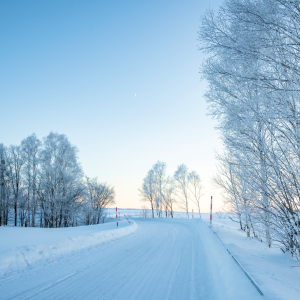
[{"xmin": 135, "ymin": 93, "xmax": 137, "ymax": 97}]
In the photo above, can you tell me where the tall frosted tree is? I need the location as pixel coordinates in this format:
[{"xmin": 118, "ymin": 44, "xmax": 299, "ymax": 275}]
[
  {"xmin": 0, "ymin": 144, "xmax": 10, "ymax": 226},
  {"xmin": 188, "ymin": 171, "xmax": 204, "ymax": 218},
  {"xmin": 174, "ymin": 164, "xmax": 190, "ymax": 218},
  {"xmin": 152, "ymin": 161, "xmax": 167, "ymax": 218},
  {"xmin": 199, "ymin": 0, "xmax": 300, "ymax": 255},
  {"xmin": 21, "ymin": 134, "xmax": 41, "ymax": 227},
  {"xmin": 139, "ymin": 169, "xmax": 156, "ymax": 218},
  {"xmin": 7, "ymin": 145, "xmax": 24, "ymax": 226},
  {"xmin": 38, "ymin": 132, "xmax": 84, "ymax": 228}
]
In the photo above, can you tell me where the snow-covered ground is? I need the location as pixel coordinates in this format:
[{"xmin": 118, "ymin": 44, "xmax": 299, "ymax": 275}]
[
  {"xmin": 0, "ymin": 220, "xmax": 137, "ymax": 276},
  {"xmin": 0, "ymin": 210, "xmax": 299, "ymax": 299},
  {"xmin": 201, "ymin": 214, "xmax": 300, "ymax": 300}
]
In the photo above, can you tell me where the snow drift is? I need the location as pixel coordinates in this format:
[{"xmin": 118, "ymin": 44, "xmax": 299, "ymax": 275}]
[{"xmin": 0, "ymin": 220, "xmax": 137, "ymax": 276}]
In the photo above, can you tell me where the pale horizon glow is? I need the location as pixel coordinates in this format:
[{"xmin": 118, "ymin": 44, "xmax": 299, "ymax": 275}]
[{"xmin": 0, "ymin": 0, "xmax": 224, "ymax": 213}]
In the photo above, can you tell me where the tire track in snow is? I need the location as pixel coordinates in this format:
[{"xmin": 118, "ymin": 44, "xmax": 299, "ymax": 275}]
[
  {"xmin": 1, "ymin": 224, "xmax": 143, "ymax": 300},
  {"xmin": 166, "ymin": 226, "xmax": 192, "ymax": 300},
  {"xmin": 1, "ymin": 219, "xmax": 264, "ymax": 300},
  {"xmin": 21, "ymin": 220, "xmax": 168, "ymax": 300}
]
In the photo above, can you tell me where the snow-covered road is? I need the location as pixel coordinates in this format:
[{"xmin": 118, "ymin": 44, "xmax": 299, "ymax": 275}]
[{"xmin": 1, "ymin": 218, "xmax": 263, "ymax": 300}]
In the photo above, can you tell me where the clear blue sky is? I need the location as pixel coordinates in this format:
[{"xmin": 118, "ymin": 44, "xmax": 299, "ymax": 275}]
[{"xmin": 0, "ymin": 0, "xmax": 223, "ymax": 212}]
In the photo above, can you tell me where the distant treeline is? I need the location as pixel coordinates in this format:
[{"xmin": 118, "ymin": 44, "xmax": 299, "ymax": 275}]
[{"xmin": 0, "ymin": 132, "xmax": 115, "ymax": 228}]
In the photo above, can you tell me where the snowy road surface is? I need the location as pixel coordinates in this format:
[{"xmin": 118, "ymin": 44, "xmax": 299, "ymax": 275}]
[{"xmin": 1, "ymin": 218, "xmax": 263, "ymax": 300}]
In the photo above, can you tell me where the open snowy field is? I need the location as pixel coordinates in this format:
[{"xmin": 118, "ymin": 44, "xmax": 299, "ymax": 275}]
[{"xmin": 1, "ymin": 211, "xmax": 300, "ymax": 300}]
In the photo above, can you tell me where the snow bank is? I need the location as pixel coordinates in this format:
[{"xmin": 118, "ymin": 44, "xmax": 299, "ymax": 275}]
[
  {"xmin": 201, "ymin": 215, "xmax": 300, "ymax": 300},
  {"xmin": 0, "ymin": 220, "xmax": 137, "ymax": 276}
]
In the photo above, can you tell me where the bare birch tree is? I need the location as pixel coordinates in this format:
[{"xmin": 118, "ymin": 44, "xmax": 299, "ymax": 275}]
[
  {"xmin": 174, "ymin": 164, "xmax": 190, "ymax": 218},
  {"xmin": 188, "ymin": 171, "xmax": 204, "ymax": 218}
]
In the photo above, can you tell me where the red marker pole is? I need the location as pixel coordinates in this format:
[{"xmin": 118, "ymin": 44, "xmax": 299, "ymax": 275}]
[
  {"xmin": 210, "ymin": 196, "xmax": 213, "ymax": 226},
  {"xmin": 116, "ymin": 207, "xmax": 118, "ymax": 228},
  {"xmin": 124, "ymin": 214, "xmax": 130, "ymax": 224},
  {"xmin": 192, "ymin": 209, "xmax": 194, "ymax": 219}
]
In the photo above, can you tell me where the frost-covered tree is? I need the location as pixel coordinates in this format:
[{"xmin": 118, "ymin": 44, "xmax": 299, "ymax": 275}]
[
  {"xmin": 139, "ymin": 161, "xmax": 167, "ymax": 218},
  {"xmin": 84, "ymin": 177, "xmax": 115, "ymax": 225},
  {"xmin": 0, "ymin": 132, "xmax": 115, "ymax": 228},
  {"xmin": 140, "ymin": 162, "xmax": 204, "ymax": 217},
  {"xmin": 188, "ymin": 171, "xmax": 204, "ymax": 218},
  {"xmin": 174, "ymin": 164, "xmax": 190, "ymax": 218},
  {"xmin": 21, "ymin": 134, "xmax": 41, "ymax": 227},
  {"xmin": 162, "ymin": 176, "xmax": 176, "ymax": 218},
  {"xmin": 199, "ymin": 0, "xmax": 300, "ymax": 256},
  {"xmin": 152, "ymin": 161, "xmax": 167, "ymax": 218},
  {"xmin": 37, "ymin": 132, "xmax": 84, "ymax": 228},
  {"xmin": 0, "ymin": 144, "xmax": 10, "ymax": 226},
  {"xmin": 6, "ymin": 145, "xmax": 24, "ymax": 226},
  {"xmin": 139, "ymin": 169, "xmax": 156, "ymax": 218}
]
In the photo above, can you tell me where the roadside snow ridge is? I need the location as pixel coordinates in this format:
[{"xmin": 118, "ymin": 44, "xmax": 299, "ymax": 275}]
[{"xmin": 0, "ymin": 221, "xmax": 137, "ymax": 276}]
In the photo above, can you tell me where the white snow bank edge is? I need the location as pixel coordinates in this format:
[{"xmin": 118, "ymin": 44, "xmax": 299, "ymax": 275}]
[
  {"xmin": 211, "ymin": 229, "xmax": 264, "ymax": 296},
  {"xmin": 0, "ymin": 221, "xmax": 138, "ymax": 277}
]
